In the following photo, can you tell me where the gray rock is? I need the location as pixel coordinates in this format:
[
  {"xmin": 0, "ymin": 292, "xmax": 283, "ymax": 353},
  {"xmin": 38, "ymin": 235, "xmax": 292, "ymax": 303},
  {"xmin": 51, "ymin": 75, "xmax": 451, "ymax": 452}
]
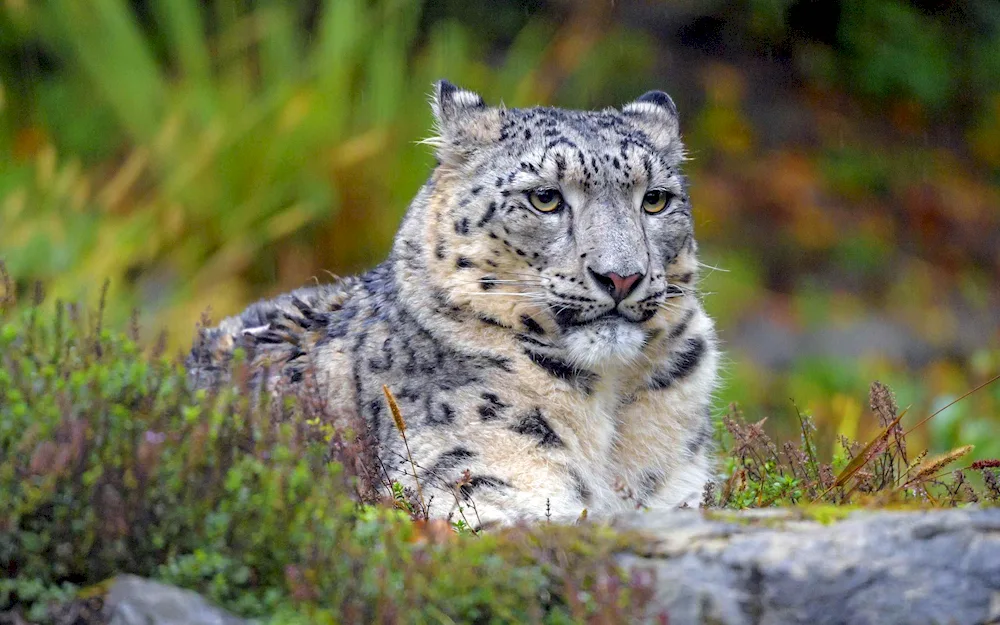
[
  {"xmin": 614, "ymin": 507, "xmax": 1000, "ymax": 625},
  {"xmin": 104, "ymin": 575, "xmax": 251, "ymax": 625}
]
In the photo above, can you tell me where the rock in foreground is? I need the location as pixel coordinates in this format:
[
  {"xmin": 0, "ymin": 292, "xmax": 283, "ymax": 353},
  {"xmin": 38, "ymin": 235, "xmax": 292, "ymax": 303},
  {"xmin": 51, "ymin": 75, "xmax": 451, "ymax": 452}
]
[
  {"xmin": 616, "ymin": 507, "xmax": 1000, "ymax": 625},
  {"xmin": 105, "ymin": 576, "xmax": 250, "ymax": 625}
]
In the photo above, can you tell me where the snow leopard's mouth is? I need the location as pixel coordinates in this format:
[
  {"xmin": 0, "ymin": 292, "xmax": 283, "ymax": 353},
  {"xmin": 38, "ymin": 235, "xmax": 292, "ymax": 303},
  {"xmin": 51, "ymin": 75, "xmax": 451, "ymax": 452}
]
[{"xmin": 556, "ymin": 306, "xmax": 652, "ymax": 328}]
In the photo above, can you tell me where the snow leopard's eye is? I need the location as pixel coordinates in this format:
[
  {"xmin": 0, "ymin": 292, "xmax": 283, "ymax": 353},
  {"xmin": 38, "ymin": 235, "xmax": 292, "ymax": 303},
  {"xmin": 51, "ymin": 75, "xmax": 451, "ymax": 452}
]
[
  {"xmin": 642, "ymin": 190, "xmax": 671, "ymax": 214},
  {"xmin": 527, "ymin": 188, "xmax": 563, "ymax": 213}
]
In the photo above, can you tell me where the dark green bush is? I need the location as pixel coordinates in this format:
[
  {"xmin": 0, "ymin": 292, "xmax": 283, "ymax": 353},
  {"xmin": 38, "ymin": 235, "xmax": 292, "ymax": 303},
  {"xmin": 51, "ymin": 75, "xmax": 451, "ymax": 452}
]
[{"xmin": 0, "ymin": 282, "xmax": 656, "ymax": 624}]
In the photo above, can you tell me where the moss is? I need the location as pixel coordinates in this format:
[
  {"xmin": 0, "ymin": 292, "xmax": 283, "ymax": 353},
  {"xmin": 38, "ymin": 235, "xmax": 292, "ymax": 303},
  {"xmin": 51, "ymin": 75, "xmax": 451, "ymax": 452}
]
[
  {"xmin": 702, "ymin": 509, "xmax": 795, "ymax": 529},
  {"xmin": 704, "ymin": 505, "xmax": 857, "ymax": 528},
  {"xmin": 0, "ymin": 294, "xmax": 658, "ymax": 624},
  {"xmin": 795, "ymin": 504, "xmax": 853, "ymax": 525},
  {"xmin": 702, "ymin": 510, "xmax": 760, "ymax": 526}
]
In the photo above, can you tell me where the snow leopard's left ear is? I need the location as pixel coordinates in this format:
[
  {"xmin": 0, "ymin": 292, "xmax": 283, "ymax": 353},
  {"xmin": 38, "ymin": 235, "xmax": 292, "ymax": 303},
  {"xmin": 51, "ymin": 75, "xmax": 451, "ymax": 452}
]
[
  {"xmin": 428, "ymin": 80, "xmax": 503, "ymax": 167},
  {"xmin": 621, "ymin": 90, "xmax": 681, "ymax": 150}
]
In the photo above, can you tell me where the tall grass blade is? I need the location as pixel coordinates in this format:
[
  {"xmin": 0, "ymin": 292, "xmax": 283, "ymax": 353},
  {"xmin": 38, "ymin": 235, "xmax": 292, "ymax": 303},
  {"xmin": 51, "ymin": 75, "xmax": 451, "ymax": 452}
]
[
  {"xmin": 813, "ymin": 407, "xmax": 909, "ymax": 502},
  {"xmin": 46, "ymin": 0, "xmax": 167, "ymax": 141},
  {"xmin": 153, "ymin": 0, "xmax": 211, "ymax": 86}
]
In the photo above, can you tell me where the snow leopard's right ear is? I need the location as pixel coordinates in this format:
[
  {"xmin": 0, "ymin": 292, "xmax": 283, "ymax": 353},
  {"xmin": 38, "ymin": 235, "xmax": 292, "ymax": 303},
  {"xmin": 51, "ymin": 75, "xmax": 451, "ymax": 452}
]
[
  {"xmin": 428, "ymin": 80, "xmax": 503, "ymax": 167},
  {"xmin": 432, "ymin": 80, "xmax": 485, "ymax": 123}
]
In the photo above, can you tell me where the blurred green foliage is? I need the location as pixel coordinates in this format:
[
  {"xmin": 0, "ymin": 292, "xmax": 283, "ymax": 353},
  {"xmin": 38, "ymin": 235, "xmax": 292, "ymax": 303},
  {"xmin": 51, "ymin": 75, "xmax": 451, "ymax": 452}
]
[
  {"xmin": 0, "ymin": 0, "xmax": 652, "ymax": 344},
  {"xmin": 748, "ymin": 0, "xmax": 1000, "ymax": 116}
]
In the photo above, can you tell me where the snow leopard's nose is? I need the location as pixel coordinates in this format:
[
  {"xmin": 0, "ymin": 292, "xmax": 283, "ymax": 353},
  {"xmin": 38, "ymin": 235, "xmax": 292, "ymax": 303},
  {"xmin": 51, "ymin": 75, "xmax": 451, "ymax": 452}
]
[{"xmin": 588, "ymin": 269, "xmax": 644, "ymax": 303}]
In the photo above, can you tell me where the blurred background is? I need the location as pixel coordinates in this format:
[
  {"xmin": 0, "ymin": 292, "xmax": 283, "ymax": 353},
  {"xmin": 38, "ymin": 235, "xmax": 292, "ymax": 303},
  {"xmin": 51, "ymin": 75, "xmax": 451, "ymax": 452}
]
[{"xmin": 2, "ymin": 0, "xmax": 998, "ymax": 460}]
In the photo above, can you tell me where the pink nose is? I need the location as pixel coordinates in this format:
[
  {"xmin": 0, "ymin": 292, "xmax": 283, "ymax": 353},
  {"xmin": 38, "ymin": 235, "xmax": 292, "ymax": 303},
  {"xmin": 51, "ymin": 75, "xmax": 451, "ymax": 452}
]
[{"xmin": 590, "ymin": 270, "xmax": 644, "ymax": 303}]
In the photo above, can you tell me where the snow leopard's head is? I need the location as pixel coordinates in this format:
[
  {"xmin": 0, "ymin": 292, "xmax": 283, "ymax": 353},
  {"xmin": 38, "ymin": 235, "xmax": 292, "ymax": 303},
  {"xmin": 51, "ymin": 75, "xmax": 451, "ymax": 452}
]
[{"xmin": 412, "ymin": 80, "xmax": 698, "ymax": 368}]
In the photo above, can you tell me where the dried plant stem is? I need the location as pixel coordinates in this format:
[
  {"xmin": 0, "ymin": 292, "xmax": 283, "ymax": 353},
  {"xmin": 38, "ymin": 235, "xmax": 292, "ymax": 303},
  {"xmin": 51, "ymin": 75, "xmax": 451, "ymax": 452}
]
[
  {"xmin": 903, "ymin": 373, "xmax": 1000, "ymax": 437},
  {"xmin": 793, "ymin": 400, "xmax": 818, "ymax": 476},
  {"xmin": 896, "ymin": 449, "xmax": 930, "ymax": 484},
  {"xmin": 383, "ymin": 385, "xmax": 427, "ymax": 519},
  {"xmin": 461, "ymin": 488, "xmax": 482, "ymax": 535}
]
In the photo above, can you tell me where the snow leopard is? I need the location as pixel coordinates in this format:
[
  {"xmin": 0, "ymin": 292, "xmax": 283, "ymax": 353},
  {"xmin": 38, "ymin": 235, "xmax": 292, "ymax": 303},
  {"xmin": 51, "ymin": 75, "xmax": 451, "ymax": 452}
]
[{"xmin": 187, "ymin": 80, "xmax": 719, "ymax": 528}]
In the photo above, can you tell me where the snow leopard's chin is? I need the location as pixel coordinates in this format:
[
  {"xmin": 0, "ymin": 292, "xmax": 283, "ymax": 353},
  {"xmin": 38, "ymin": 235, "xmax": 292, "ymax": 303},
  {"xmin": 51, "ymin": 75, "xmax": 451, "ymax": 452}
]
[{"xmin": 563, "ymin": 317, "xmax": 647, "ymax": 370}]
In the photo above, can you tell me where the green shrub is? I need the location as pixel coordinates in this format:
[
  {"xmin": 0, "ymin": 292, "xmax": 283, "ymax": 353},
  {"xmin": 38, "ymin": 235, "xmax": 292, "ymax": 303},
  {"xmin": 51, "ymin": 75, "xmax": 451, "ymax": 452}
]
[{"xmin": 0, "ymin": 281, "xmax": 657, "ymax": 624}]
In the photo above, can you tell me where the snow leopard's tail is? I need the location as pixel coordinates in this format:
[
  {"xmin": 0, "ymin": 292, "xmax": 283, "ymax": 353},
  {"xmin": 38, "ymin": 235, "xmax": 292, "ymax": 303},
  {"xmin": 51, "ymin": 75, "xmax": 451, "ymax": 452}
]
[{"xmin": 185, "ymin": 283, "xmax": 348, "ymax": 390}]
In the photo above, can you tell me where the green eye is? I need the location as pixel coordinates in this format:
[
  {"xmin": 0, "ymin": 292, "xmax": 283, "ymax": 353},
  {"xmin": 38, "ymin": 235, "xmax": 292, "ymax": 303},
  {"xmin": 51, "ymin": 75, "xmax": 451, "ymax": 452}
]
[
  {"xmin": 528, "ymin": 188, "xmax": 563, "ymax": 213},
  {"xmin": 642, "ymin": 190, "xmax": 671, "ymax": 214}
]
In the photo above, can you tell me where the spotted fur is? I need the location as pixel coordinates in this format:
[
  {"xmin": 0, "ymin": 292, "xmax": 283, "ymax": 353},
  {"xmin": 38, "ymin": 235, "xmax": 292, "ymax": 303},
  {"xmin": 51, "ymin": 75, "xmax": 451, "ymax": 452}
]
[{"xmin": 187, "ymin": 81, "xmax": 719, "ymax": 527}]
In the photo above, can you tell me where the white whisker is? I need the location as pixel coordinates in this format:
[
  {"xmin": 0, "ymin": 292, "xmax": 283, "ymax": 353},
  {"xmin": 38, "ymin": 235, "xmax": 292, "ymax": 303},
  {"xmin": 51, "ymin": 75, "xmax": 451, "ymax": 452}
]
[
  {"xmin": 453, "ymin": 292, "xmax": 548, "ymax": 298},
  {"xmin": 696, "ymin": 261, "xmax": 728, "ymax": 272},
  {"xmin": 695, "ymin": 261, "xmax": 728, "ymax": 280},
  {"xmin": 657, "ymin": 302, "xmax": 685, "ymax": 312},
  {"xmin": 496, "ymin": 271, "xmax": 547, "ymax": 279},
  {"xmin": 453, "ymin": 282, "xmax": 545, "ymax": 289},
  {"xmin": 665, "ymin": 282, "xmax": 697, "ymax": 295}
]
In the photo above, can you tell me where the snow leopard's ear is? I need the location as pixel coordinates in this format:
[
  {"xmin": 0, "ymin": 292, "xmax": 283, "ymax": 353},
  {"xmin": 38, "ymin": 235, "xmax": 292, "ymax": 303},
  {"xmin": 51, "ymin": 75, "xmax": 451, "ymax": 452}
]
[
  {"xmin": 621, "ymin": 90, "xmax": 681, "ymax": 151},
  {"xmin": 428, "ymin": 80, "xmax": 503, "ymax": 167}
]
